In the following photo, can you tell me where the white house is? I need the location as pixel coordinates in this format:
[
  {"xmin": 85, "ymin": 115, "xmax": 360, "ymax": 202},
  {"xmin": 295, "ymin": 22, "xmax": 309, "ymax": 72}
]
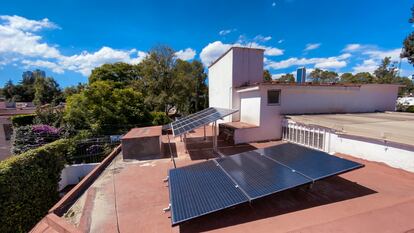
[{"xmin": 208, "ymin": 47, "xmax": 414, "ymax": 172}]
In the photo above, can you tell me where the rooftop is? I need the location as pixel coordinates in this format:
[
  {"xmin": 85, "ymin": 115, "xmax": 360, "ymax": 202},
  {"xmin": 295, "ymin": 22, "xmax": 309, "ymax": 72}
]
[
  {"xmin": 32, "ymin": 127, "xmax": 414, "ymax": 233},
  {"xmin": 286, "ymin": 111, "xmax": 414, "ymax": 148},
  {"xmin": 236, "ymin": 82, "xmax": 403, "ymax": 90}
]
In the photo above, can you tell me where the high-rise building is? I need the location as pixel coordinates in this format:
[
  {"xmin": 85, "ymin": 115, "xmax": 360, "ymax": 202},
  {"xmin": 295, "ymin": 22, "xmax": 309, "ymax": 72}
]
[{"xmin": 296, "ymin": 67, "xmax": 306, "ymax": 83}]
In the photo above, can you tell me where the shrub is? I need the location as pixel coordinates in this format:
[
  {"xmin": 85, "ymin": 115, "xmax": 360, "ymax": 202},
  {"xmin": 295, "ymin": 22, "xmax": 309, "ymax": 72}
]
[
  {"xmin": 10, "ymin": 114, "xmax": 36, "ymax": 127},
  {"xmin": 12, "ymin": 125, "xmax": 62, "ymax": 155},
  {"xmin": 407, "ymin": 106, "xmax": 414, "ymax": 113},
  {"xmin": 151, "ymin": 111, "xmax": 171, "ymax": 126},
  {"xmin": 0, "ymin": 139, "xmax": 68, "ymax": 233}
]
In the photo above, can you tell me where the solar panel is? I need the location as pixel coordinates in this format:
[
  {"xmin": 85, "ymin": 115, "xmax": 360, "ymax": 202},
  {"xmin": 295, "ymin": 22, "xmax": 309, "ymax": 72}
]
[
  {"xmin": 171, "ymin": 107, "xmax": 238, "ymax": 136},
  {"xmin": 168, "ymin": 160, "xmax": 249, "ymax": 226},
  {"xmin": 216, "ymin": 151, "xmax": 311, "ymax": 200},
  {"xmin": 256, "ymin": 143, "xmax": 364, "ymax": 181},
  {"xmin": 168, "ymin": 143, "xmax": 364, "ymax": 225}
]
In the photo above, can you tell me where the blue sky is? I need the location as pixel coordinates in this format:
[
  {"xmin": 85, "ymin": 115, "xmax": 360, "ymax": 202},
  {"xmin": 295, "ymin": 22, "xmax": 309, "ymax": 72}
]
[{"xmin": 0, "ymin": 0, "xmax": 413, "ymax": 87}]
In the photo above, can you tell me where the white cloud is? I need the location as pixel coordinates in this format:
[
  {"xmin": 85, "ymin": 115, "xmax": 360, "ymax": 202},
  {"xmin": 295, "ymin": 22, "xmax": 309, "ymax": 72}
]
[
  {"xmin": 314, "ymin": 60, "xmax": 346, "ymax": 69},
  {"xmin": 343, "ymin": 43, "xmax": 361, "ymax": 52},
  {"xmin": 59, "ymin": 47, "xmax": 146, "ymax": 76},
  {"xmin": 0, "ymin": 15, "xmax": 151, "ymax": 76},
  {"xmin": 219, "ymin": 29, "xmax": 236, "ymax": 36},
  {"xmin": 304, "ymin": 43, "xmax": 321, "ymax": 51},
  {"xmin": 200, "ymin": 41, "xmax": 232, "ymax": 66},
  {"xmin": 0, "ymin": 15, "xmax": 58, "ymax": 31},
  {"xmin": 175, "ymin": 48, "xmax": 196, "ymax": 60},
  {"xmin": 363, "ymin": 48, "xmax": 401, "ymax": 61},
  {"xmin": 254, "ymin": 35, "xmax": 272, "ymax": 42},
  {"xmin": 353, "ymin": 59, "xmax": 378, "ymax": 73},
  {"xmin": 200, "ymin": 40, "xmax": 284, "ymax": 66},
  {"xmin": 22, "ymin": 59, "xmax": 64, "ymax": 73},
  {"xmin": 278, "ymin": 39, "xmax": 284, "ymax": 44},
  {"xmin": 266, "ymin": 54, "xmax": 350, "ymax": 70},
  {"xmin": 0, "ymin": 15, "xmax": 61, "ymax": 60}
]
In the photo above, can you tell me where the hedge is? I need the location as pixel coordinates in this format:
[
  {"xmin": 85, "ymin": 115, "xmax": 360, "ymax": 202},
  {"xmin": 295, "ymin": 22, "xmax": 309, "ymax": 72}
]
[
  {"xmin": 10, "ymin": 114, "xmax": 36, "ymax": 127},
  {"xmin": 0, "ymin": 139, "xmax": 69, "ymax": 233}
]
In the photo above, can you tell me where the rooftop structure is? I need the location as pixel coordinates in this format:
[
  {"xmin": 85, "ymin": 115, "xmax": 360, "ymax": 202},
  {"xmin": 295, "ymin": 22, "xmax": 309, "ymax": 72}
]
[{"xmin": 31, "ymin": 127, "xmax": 414, "ymax": 233}]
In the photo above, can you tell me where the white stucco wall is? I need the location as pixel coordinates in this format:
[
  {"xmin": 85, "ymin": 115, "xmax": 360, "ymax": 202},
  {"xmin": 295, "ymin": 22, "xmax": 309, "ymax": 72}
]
[
  {"xmin": 208, "ymin": 49, "xmax": 234, "ymax": 122},
  {"xmin": 59, "ymin": 163, "xmax": 99, "ymax": 190},
  {"xmin": 329, "ymin": 133, "xmax": 414, "ymax": 172},
  {"xmin": 209, "ymin": 47, "xmax": 264, "ymax": 122},
  {"xmin": 273, "ymin": 84, "xmax": 399, "ymax": 114}
]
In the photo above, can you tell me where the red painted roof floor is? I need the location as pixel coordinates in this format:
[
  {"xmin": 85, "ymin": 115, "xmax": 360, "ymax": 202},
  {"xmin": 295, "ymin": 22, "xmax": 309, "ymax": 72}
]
[{"xmin": 42, "ymin": 128, "xmax": 414, "ymax": 232}]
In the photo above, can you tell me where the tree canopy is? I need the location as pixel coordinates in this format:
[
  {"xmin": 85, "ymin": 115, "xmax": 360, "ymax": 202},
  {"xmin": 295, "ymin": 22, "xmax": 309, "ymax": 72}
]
[
  {"xmin": 401, "ymin": 6, "xmax": 414, "ymax": 65},
  {"xmin": 309, "ymin": 68, "xmax": 338, "ymax": 83},
  {"xmin": 278, "ymin": 73, "xmax": 295, "ymax": 83},
  {"xmin": 263, "ymin": 70, "xmax": 272, "ymax": 82}
]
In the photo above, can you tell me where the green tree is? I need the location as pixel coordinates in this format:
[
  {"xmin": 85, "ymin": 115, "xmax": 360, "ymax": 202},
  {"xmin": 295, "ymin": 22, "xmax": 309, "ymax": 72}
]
[
  {"xmin": 374, "ymin": 57, "xmax": 398, "ymax": 84},
  {"xmin": 139, "ymin": 45, "xmax": 180, "ymax": 115},
  {"xmin": 309, "ymin": 68, "xmax": 338, "ymax": 83},
  {"xmin": 263, "ymin": 70, "xmax": 272, "ymax": 82},
  {"xmin": 401, "ymin": 6, "xmax": 414, "ymax": 65},
  {"xmin": 340, "ymin": 72, "xmax": 375, "ymax": 84},
  {"xmin": 64, "ymin": 81, "xmax": 151, "ymax": 135},
  {"xmin": 89, "ymin": 62, "xmax": 142, "ymax": 83},
  {"xmin": 33, "ymin": 77, "xmax": 62, "ymax": 106},
  {"xmin": 278, "ymin": 73, "xmax": 295, "ymax": 83}
]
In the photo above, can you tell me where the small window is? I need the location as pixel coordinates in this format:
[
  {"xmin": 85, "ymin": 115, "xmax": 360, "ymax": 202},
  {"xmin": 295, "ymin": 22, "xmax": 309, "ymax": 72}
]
[{"xmin": 267, "ymin": 90, "xmax": 281, "ymax": 105}]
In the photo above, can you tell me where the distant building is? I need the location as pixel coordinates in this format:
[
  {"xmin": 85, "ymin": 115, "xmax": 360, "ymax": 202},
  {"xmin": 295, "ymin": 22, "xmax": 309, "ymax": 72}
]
[
  {"xmin": 22, "ymin": 69, "xmax": 46, "ymax": 80},
  {"xmin": 296, "ymin": 67, "xmax": 306, "ymax": 83}
]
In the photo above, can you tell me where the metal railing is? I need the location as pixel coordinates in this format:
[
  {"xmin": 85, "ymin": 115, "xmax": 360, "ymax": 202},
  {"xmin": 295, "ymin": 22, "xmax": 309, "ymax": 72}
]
[
  {"xmin": 282, "ymin": 119, "xmax": 328, "ymax": 151},
  {"xmin": 66, "ymin": 136, "xmax": 121, "ymax": 164}
]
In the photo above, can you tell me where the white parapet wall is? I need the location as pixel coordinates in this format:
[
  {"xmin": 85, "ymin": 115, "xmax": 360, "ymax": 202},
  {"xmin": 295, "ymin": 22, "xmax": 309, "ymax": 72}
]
[
  {"xmin": 59, "ymin": 163, "xmax": 99, "ymax": 191},
  {"xmin": 329, "ymin": 134, "xmax": 414, "ymax": 173},
  {"xmin": 283, "ymin": 119, "xmax": 414, "ymax": 173}
]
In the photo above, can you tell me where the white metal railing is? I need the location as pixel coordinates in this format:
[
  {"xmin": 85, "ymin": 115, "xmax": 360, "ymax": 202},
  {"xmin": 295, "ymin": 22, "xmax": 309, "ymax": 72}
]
[{"xmin": 282, "ymin": 119, "xmax": 328, "ymax": 152}]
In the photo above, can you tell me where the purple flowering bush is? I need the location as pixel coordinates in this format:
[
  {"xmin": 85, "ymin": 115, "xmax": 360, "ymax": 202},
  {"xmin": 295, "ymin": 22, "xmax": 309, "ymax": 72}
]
[{"xmin": 12, "ymin": 124, "xmax": 63, "ymax": 155}]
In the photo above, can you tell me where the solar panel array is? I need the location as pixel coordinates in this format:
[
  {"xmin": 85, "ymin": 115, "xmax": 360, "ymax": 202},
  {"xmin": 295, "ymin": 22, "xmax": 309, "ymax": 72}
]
[
  {"xmin": 170, "ymin": 107, "xmax": 238, "ymax": 136},
  {"xmin": 168, "ymin": 143, "xmax": 363, "ymax": 225}
]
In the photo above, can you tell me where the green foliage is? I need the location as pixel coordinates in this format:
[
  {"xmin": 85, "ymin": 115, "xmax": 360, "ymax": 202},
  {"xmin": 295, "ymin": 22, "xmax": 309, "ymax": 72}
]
[
  {"xmin": 340, "ymin": 72, "xmax": 376, "ymax": 84},
  {"xmin": 0, "ymin": 139, "xmax": 68, "ymax": 233},
  {"xmin": 150, "ymin": 111, "xmax": 171, "ymax": 125},
  {"xmin": 89, "ymin": 62, "xmax": 142, "ymax": 83},
  {"xmin": 64, "ymin": 80, "xmax": 152, "ymax": 135},
  {"xmin": 374, "ymin": 57, "xmax": 398, "ymax": 84},
  {"xmin": 34, "ymin": 105, "xmax": 65, "ymax": 128},
  {"xmin": 263, "ymin": 70, "xmax": 272, "ymax": 82},
  {"xmin": 278, "ymin": 73, "xmax": 295, "ymax": 83},
  {"xmin": 401, "ymin": 6, "xmax": 414, "ymax": 65},
  {"xmin": 33, "ymin": 76, "xmax": 62, "ymax": 106},
  {"xmin": 407, "ymin": 106, "xmax": 414, "ymax": 113},
  {"xmin": 309, "ymin": 68, "xmax": 339, "ymax": 83},
  {"xmin": 10, "ymin": 114, "xmax": 36, "ymax": 127},
  {"xmin": 12, "ymin": 125, "xmax": 62, "ymax": 155}
]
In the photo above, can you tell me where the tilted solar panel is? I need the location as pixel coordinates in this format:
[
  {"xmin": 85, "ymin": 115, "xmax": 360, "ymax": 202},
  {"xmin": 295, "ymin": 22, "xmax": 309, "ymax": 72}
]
[
  {"xmin": 168, "ymin": 160, "xmax": 249, "ymax": 226},
  {"xmin": 256, "ymin": 143, "xmax": 364, "ymax": 181},
  {"xmin": 171, "ymin": 107, "xmax": 238, "ymax": 136},
  {"xmin": 216, "ymin": 151, "xmax": 311, "ymax": 200},
  {"xmin": 168, "ymin": 143, "xmax": 364, "ymax": 225}
]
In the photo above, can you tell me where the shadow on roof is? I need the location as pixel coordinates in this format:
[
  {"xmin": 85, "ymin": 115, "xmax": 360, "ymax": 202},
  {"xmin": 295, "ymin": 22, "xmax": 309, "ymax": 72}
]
[{"xmin": 179, "ymin": 176, "xmax": 377, "ymax": 232}]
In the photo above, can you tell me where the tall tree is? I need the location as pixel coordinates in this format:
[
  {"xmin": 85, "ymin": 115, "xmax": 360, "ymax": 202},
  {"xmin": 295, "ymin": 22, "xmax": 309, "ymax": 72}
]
[
  {"xmin": 64, "ymin": 80, "xmax": 151, "ymax": 134},
  {"xmin": 139, "ymin": 45, "xmax": 179, "ymax": 115},
  {"xmin": 263, "ymin": 69, "xmax": 272, "ymax": 82},
  {"xmin": 309, "ymin": 68, "xmax": 338, "ymax": 83},
  {"xmin": 89, "ymin": 62, "xmax": 142, "ymax": 83},
  {"xmin": 278, "ymin": 73, "xmax": 295, "ymax": 83},
  {"xmin": 401, "ymin": 6, "xmax": 414, "ymax": 65},
  {"xmin": 374, "ymin": 57, "xmax": 398, "ymax": 84},
  {"xmin": 33, "ymin": 77, "xmax": 62, "ymax": 106}
]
